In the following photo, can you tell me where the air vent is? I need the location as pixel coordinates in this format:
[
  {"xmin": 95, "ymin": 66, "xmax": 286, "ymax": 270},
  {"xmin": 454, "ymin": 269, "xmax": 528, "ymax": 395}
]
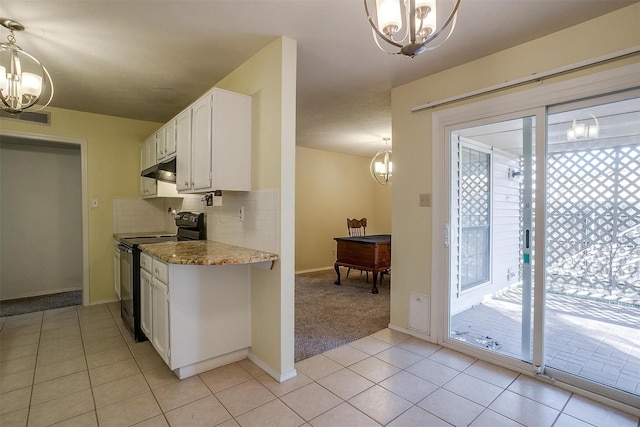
[{"xmin": 0, "ymin": 110, "xmax": 51, "ymax": 125}]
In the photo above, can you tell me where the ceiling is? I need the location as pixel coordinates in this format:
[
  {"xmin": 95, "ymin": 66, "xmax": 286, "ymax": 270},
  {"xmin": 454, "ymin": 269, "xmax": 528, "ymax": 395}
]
[{"xmin": 2, "ymin": 0, "xmax": 637, "ymax": 157}]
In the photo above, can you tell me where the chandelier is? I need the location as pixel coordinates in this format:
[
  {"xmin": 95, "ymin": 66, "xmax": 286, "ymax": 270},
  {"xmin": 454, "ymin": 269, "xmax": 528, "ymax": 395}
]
[
  {"xmin": 364, "ymin": 0, "xmax": 460, "ymax": 57},
  {"xmin": 0, "ymin": 18, "xmax": 53, "ymax": 114},
  {"xmin": 567, "ymin": 114, "xmax": 599, "ymax": 141},
  {"xmin": 370, "ymin": 137, "xmax": 393, "ymax": 186}
]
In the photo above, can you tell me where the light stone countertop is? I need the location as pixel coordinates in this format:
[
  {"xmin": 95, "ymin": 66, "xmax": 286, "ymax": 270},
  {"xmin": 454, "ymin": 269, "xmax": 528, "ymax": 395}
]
[
  {"xmin": 138, "ymin": 240, "xmax": 279, "ymax": 266},
  {"xmin": 113, "ymin": 231, "xmax": 175, "ymax": 239}
]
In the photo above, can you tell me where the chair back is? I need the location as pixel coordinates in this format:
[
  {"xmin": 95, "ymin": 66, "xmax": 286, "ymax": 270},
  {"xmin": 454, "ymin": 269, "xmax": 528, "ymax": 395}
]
[{"xmin": 347, "ymin": 218, "xmax": 367, "ymax": 237}]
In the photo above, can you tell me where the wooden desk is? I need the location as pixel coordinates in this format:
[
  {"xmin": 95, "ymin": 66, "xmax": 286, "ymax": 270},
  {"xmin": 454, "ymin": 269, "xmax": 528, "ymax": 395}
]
[{"xmin": 333, "ymin": 234, "xmax": 391, "ymax": 294}]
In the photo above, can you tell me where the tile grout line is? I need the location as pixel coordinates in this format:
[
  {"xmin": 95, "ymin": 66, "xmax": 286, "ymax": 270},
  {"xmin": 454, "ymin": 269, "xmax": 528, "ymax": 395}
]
[{"xmin": 25, "ymin": 311, "xmax": 44, "ymax": 427}]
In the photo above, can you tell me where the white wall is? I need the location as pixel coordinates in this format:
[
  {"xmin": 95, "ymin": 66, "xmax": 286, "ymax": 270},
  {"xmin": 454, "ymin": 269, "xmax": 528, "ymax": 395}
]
[
  {"xmin": 295, "ymin": 146, "xmax": 392, "ymax": 272},
  {"xmin": 1, "ymin": 139, "xmax": 82, "ymax": 300},
  {"xmin": 216, "ymin": 37, "xmax": 298, "ymax": 380}
]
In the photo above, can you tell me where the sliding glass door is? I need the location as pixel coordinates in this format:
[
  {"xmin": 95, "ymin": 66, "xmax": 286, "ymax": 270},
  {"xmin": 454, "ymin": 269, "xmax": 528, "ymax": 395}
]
[
  {"xmin": 448, "ymin": 115, "xmax": 536, "ymax": 366},
  {"xmin": 445, "ymin": 92, "xmax": 640, "ymax": 407},
  {"xmin": 544, "ymin": 95, "xmax": 640, "ymax": 402}
]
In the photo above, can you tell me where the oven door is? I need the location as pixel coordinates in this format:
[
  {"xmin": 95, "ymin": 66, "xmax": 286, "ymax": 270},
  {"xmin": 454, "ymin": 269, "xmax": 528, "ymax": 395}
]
[{"xmin": 118, "ymin": 244, "xmax": 134, "ymax": 330}]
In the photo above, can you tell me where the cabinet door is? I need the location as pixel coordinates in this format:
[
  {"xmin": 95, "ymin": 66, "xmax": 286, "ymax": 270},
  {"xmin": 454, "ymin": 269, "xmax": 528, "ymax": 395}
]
[
  {"xmin": 176, "ymin": 108, "xmax": 192, "ymax": 192},
  {"xmin": 191, "ymin": 94, "xmax": 213, "ymax": 191},
  {"xmin": 140, "ymin": 177, "xmax": 157, "ymax": 198},
  {"xmin": 140, "ymin": 142, "xmax": 146, "ymax": 172},
  {"xmin": 142, "ymin": 135, "xmax": 157, "ymax": 170},
  {"xmin": 156, "ymin": 127, "xmax": 166, "ymax": 160},
  {"xmin": 211, "ymin": 88, "xmax": 252, "ymax": 191},
  {"xmin": 165, "ymin": 120, "xmax": 177, "ymax": 158},
  {"xmin": 152, "ymin": 278, "xmax": 170, "ymax": 365},
  {"xmin": 140, "ymin": 269, "xmax": 153, "ymax": 338}
]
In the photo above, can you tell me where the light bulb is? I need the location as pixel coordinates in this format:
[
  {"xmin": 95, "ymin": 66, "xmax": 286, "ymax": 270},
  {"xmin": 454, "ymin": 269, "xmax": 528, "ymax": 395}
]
[
  {"xmin": 376, "ymin": 0, "xmax": 402, "ymax": 35},
  {"xmin": 0, "ymin": 65, "xmax": 6, "ymax": 92},
  {"xmin": 22, "ymin": 72, "xmax": 42, "ymax": 97}
]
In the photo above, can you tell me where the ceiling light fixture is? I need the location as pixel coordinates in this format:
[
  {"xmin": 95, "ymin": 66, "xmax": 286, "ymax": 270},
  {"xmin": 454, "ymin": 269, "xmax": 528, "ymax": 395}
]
[
  {"xmin": 0, "ymin": 18, "xmax": 53, "ymax": 114},
  {"xmin": 370, "ymin": 137, "xmax": 393, "ymax": 186},
  {"xmin": 364, "ymin": 0, "xmax": 461, "ymax": 57},
  {"xmin": 567, "ymin": 114, "xmax": 599, "ymax": 141}
]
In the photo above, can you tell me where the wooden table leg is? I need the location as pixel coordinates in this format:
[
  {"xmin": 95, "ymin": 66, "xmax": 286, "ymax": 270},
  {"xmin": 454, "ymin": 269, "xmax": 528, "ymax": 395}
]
[
  {"xmin": 371, "ymin": 271, "xmax": 379, "ymax": 294},
  {"xmin": 333, "ymin": 263, "xmax": 341, "ymax": 285}
]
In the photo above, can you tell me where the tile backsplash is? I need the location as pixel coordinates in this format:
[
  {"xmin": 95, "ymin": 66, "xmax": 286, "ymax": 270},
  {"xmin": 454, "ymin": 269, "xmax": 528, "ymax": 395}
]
[
  {"xmin": 204, "ymin": 189, "xmax": 280, "ymax": 254},
  {"xmin": 112, "ymin": 189, "xmax": 280, "ymax": 255},
  {"xmin": 113, "ymin": 198, "xmax": 184, "ymax": 234}
]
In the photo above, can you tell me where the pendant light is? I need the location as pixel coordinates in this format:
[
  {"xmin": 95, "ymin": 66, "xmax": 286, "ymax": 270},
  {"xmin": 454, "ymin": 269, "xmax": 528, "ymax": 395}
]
[
  {"xmin": 0, "ymin": 18, "xmax": 54, "ymax": 114},
  {"xmin": 370, "ymin": 137, "xmax": 393, "ymax": 186},
  {"xmin": 364, "ymin": 0, "xmax": 460, "ymax": 57}
]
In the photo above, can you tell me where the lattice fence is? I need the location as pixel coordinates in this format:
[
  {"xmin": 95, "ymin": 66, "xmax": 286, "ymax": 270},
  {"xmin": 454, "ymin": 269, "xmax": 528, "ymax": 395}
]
[
  {"xmin": 546, "ymin": 144, "xmax": 640, "ymax": 306},
  {"xmin": 460, "ymin": 147, "xmax": 491, "ymax": 291}
]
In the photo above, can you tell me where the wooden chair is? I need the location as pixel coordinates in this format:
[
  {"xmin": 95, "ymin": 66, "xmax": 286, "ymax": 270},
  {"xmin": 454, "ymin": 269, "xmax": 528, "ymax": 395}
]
[
  {"xmin": 347, "ymin": 218, "xmax": 367, "ymax": 237},
  {"xmin": 346, "ymin": 218, "xmax": 368, "ymax": 281}
]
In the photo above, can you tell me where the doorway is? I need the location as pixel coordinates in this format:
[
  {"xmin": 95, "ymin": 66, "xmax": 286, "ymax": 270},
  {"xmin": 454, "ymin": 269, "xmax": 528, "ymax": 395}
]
[
  {"xmin": 0, "ymin": 132, "xmax": 88, "ymax": 314},
  {"xmin": 442, "ymin": 92, "xmax": 640, "ymax": 407}
]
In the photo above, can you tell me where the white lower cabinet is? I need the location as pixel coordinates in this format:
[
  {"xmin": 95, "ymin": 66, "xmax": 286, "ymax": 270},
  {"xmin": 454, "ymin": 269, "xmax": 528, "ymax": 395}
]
[
  {"xmin": 140, "ymin": 256, "xmax": 170, "ymax": 365},
  {"xmin": 140, "ymin": 268, "xmax": 152, "ymax": 339},
  {"xmin": 139, "ymin": 252, "xmax": 251, "ymax": 379},
  {"xmin": 151, "ymin": 277, "xmax": 170, "ymax": 365}
]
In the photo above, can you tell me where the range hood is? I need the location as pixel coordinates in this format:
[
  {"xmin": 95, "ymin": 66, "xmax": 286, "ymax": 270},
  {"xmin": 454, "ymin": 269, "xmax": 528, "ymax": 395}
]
[{"xmin": 141, "ymin": 157, "xmax": 176, "ymax": 183}]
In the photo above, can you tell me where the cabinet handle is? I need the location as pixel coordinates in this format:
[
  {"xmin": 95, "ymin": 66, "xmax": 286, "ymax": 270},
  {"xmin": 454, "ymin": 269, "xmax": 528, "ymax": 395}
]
[{"xmin": 184, "ymin": 181, "xmax": 189, "ymax": 186}]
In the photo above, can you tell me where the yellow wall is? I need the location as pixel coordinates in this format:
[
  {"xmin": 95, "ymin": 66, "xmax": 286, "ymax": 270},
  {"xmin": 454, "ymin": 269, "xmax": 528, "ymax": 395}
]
[
  {"xmin": 390, "ymin": 4, "xmax": 640, "ymax": 330},
  {"xmin": 295, "ymin": 146, "xmax": 391, "ymax": 272},
  {"xmin": 217, "ymin": 37, "xmax": 298, "ymax": 378},
  {"xmin": 0, "ymin": 109, "xmax": 160, "ymax": 303}
]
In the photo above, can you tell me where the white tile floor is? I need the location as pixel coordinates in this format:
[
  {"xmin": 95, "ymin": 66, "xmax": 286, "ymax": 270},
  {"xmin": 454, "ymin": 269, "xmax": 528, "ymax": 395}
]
[{"xmin": 1, "ymin": 302, "xmax": 639, "ymax": 426}]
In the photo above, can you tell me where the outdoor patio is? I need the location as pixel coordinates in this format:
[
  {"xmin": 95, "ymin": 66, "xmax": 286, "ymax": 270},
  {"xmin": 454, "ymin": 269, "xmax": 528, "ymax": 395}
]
[{"xmin": 451, "ymin": 286, "xmax": 640, "ymax": 396}]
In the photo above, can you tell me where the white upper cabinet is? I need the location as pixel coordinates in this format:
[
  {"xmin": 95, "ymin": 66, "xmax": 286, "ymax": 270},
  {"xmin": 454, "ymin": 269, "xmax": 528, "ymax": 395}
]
[
  {"xmin": 141, "ymin": 134, "xmax": 157, "ymax": 172},
  {"xmin": 155, "ymin": 126, "xmax": 166, "ymax": 161},
  {"xmin": 191, "ymin": 95, "xmax": 213, "ymax": 191},
  {"xmin": 140, "ymin": 177, "xmax": 157, "ymax": 197},
  {"xmin": 143, "ymin": 86, "xmax": 250, "ymax": 195},
  {"xmin": 176, "ymin": 109, "xmax": 192, "ymax": 192},
  {"xmin": 157, "ymin": 121, "xmax": 177, "ymax": 162},
  {"xmin": 176, "ymin": 87, "xmax": 251, "ymax": 193}
]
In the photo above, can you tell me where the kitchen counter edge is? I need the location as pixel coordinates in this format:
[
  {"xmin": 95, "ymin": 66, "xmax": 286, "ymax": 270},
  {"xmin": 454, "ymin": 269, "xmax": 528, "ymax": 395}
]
[{"xmin": 138, "ymin": 240, "xmax": 279, "ymax": 266}]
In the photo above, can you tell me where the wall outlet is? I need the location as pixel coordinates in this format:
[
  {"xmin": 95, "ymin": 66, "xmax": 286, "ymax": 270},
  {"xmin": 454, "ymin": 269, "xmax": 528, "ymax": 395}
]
[
  {"xmin": 91, "ymin": 198, "xmax": 99, "ymax": 208},
  {"xmin": 419, "ymin": 193, "xmax": 431, "ymax": 207},
  {"xmin": 239, "ymin": 206, "xmax": 244, "ymax": 222},
  {"xmin": 409, "ymin": 292, "xmax": 430, "ymax": 335}
]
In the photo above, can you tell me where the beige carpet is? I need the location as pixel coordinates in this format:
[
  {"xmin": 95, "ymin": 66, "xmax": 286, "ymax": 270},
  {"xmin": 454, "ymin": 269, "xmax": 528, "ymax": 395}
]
[{"xmin": 295, "ymin": 268, "xmax": 390, "ymax": 362}]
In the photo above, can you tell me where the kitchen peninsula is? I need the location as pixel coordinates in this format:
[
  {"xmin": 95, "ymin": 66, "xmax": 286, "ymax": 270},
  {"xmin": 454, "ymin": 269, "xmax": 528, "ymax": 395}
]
[{"xmin": 138, "ymin": 240, "xmax": 278, "ymax": 379}]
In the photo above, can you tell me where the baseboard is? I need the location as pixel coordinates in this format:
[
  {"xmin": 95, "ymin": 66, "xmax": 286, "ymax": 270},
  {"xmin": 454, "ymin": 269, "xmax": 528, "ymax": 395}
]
[
  {"xmin": 389, "ymin": 323, "xmax": 434, "ymax": 343},
  {"xmin": 248, "ymin": 352, "xmax": 297, "ymax": 383},
  {"xmin": 295, "ymin": 267, "xmax": 334, "ymax": 274},
  {"xmin": 174, "ymin": 348, "xmax": 249, "ymax": 380}
]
